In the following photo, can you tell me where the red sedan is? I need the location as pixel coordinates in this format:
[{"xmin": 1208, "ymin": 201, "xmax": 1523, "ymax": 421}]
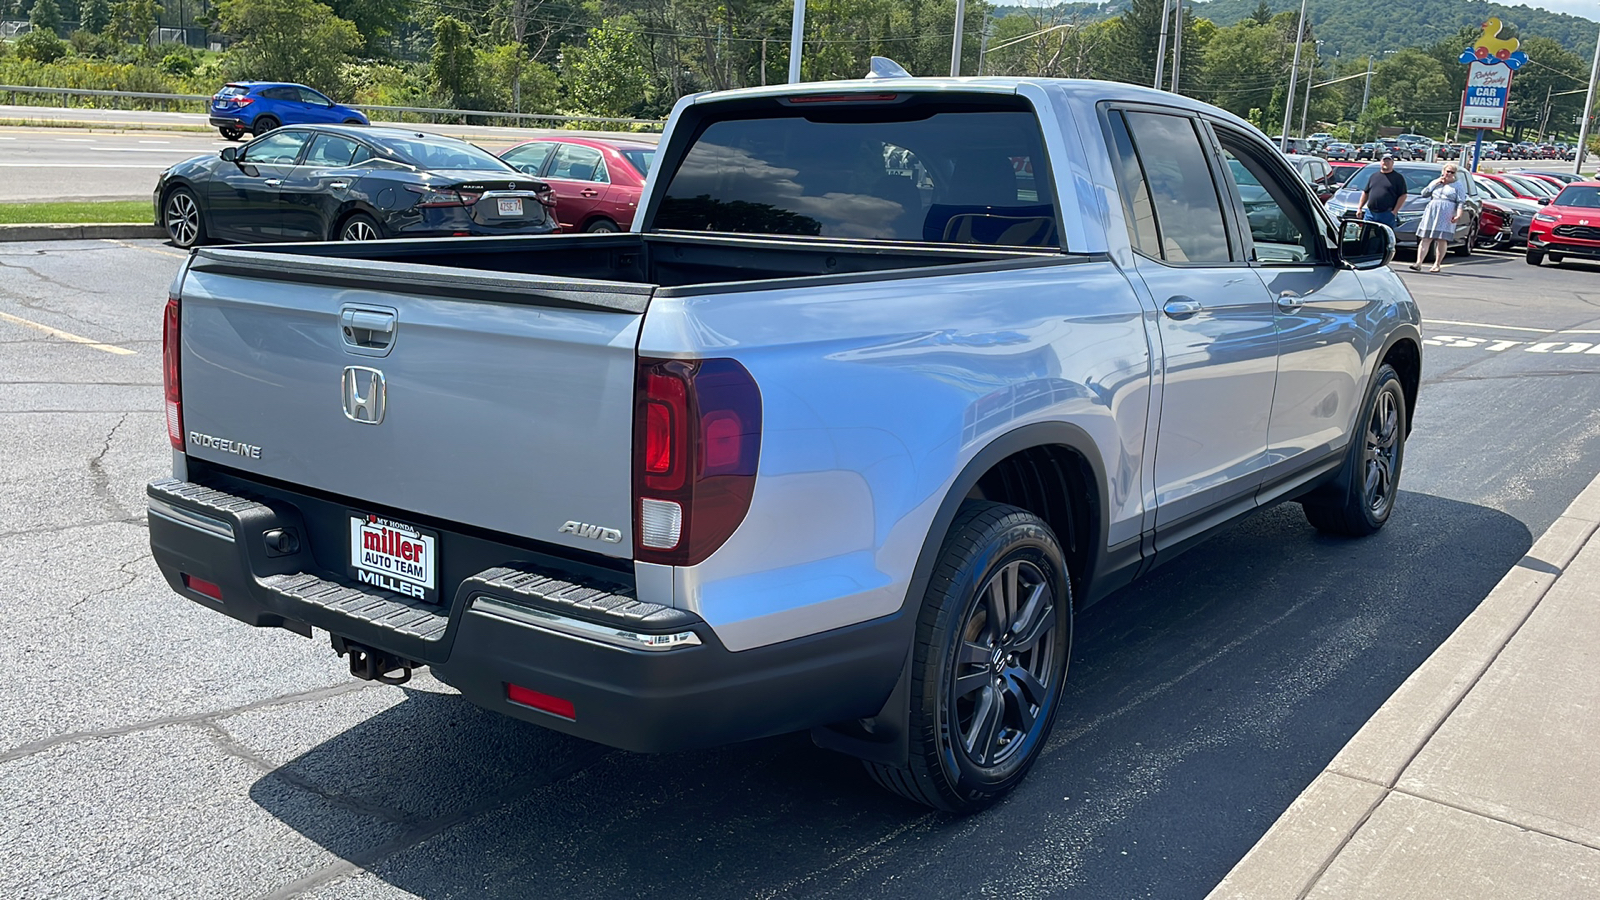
[
  {"xmin": 1526, "ymin": 181, "xmax": 1600, "ymax": 266},
  {"xmin": 498, "ymin": 136, "xmax": 656, "ymax": 233}
]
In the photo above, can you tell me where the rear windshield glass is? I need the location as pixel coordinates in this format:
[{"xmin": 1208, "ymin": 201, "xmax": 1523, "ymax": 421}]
[
  {"xmin": 375, "ymin": 137, "xmax": 514, "ymax": 172},
  {"xmin": 1344, "ymin": 165, "xmax": 1450, "ymax": 194},
  {"xmin": 622, "ymin": 148, "xmax": 655, "ymax": 175},
  {"xmin": 1556, "ymin": 185, "xmax": 1600, "ymax": 208},
  {"xmin": 654, "ymin": 106, "xmax": 1059, "ymax": 247},
  {"xmin": 217, "ymin": 86, "xmax": 249, "ymax": 98}
]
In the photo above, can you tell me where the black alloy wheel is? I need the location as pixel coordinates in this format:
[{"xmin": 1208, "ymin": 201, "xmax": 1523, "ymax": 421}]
[
  {"xmin": 219, "ymin": 125, "xmax": 244, "ymax": 141},
  {"xmin": 1302, "ymin": 363, "xmax": 1407, "ymax": 536},
  {"xmin": 252, "ymin": 115, "xmax": 280, "ymax": 135},
  {"xmin": 163, "ymin": 188, "xmax": 204, "ymax": 249},
  {"xmin": 339, "ymin": 213, "xmax": 382, "ymax": 241},
  {"xmin": 865, "ymin": 501, "xmax": 1071, "ymax": 812}
]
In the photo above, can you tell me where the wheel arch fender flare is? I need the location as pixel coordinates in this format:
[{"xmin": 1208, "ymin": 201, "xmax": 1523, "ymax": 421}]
[
  {"xmin": 1374, "ymin": 323, "xmax": 1423, "ymax": 433},
  {"xmin": 812, "ymin": 420, "xmax": 1111, "ymax": 767}
]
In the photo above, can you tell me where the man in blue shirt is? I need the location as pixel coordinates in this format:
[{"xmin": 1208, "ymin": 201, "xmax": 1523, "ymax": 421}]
[{"xmin": 1358, "ymin": 153, "xmax": 1408, "ymax": 228}]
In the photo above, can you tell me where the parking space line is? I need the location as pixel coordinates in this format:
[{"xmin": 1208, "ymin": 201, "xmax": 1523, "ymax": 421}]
[
  {"xmin": 0, "ymin": 311, "xmax": 135, "ymax": 355},
  {"xmin": 1424, "ymin": 318, "xmax": 1556, "ymax": 334}
]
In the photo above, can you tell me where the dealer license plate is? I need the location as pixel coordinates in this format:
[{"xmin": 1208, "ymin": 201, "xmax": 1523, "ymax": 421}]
[
  {"xmin": 349, "ymin": 514, "xmax": 438, "ymax": 603},
  {"xmin": 497, "ymin": 198, "xmax": 523, "ymax": 217}
]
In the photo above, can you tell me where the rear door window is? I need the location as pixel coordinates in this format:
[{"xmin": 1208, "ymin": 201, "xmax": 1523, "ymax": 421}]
[
  {"xmin": 654, "ymin": 102, "xmax": 1059, "ymax": 247},
  {"xmin": 548, "ymin": 144, "xmax": 609, "ymax": 183},
  {"xmin": 1118, "ymin": 111, "xmax": 1232, "ymax": 264}
]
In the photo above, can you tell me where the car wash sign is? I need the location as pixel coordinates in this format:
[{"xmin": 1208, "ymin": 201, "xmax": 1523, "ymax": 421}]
[{"xmin": 1461, "ymin": 62, "xmax": 1513, "ymax": 129}]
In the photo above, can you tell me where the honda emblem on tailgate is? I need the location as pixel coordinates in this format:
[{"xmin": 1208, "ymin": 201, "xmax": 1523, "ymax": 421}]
[{"xmin": 342, "ymin": 366, "xmax": 386, "ymax": 424}]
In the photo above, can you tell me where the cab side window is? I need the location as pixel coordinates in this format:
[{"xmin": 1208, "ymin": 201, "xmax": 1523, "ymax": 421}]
[
  {"xmin": 1114, "ymin": 110, "xmax": 1233, "ymax": 264},
  {"xmin": 1214, "ymin": 130, "xmax": 1322, "ymax": 265},
  {"xmin": 241, "ymin": 131, "xmax": 309, "ymax": 165}
]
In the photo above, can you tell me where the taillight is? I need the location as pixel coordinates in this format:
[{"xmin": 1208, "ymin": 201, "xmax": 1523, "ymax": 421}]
[
  {"xmin": 163, "ymin": 296, "xmax": 183, "ymax": 449},
  {"xmin": 405, "ymin": 185, "xmax": 473, "ymax": 208},
  {"xmin": 633, "ymin": 358, "xmax": 761, "ymax": 566}
]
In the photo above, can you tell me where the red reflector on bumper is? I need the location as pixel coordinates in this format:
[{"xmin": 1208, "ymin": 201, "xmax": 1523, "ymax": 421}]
[
  {"xmin": 507, "ymin": 683, "xmax": 576, "ymax": 720},
  {"xmin": 183, "ymin": 574, "xmax": 223, "ymax": 600}
]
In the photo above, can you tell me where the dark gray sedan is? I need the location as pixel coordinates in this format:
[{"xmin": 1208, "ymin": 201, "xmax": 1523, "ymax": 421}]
[
  {"xmin": 153, "ymin": 125, "xmax": 558, "ymax": 248},
  {"xmin": 1325, "ymin": 162, "xmax": 1484, "ymax": 256}
]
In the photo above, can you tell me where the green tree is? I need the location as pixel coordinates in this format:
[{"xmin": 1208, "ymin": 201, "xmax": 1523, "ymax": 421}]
[
  {"xmin": 560, "ymin": 19, "xmax": 650, "ymax": 117},
  {"xmin": 1356, "ymin": 96, "xmax": 1397, "ymax": 142},
  {"xmin": 1248, "ymin": 0, "xmax": 1273, "ymax": 26},
  {"xmin": 78, "ymin": 0, "xmax": 110, "ymax": 34},
  {"xmin": 15, "ymin": 27, "xmax": 69, "ymax": 61},
  {"xmin": 217, "ymin": 0, "xmax": 362, "ymax": 94},
  {"xmin": 107, "ymin": 0, "xmax": 161, "ymax": 46},
  {"xmin": 430, "ymin": 16, "xmax": 479, "ymax": 108},
  {"xmin": 29, "ymin": 0, "xmax": 63, "ymax": 35},
  {"xmin": 479, "ymin": 43, "xmax": 559, "ymax": 113}
]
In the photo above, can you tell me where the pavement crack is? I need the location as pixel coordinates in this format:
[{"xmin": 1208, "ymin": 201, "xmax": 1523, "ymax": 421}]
[
  {"xmin": 198, "ymin": 720, "xmax": 415, "ymax": 826},
  {"xmin": 88, "ymin": 412, "xmax": 134, "ymax": 523},
  {"xmin": 68, "ymin": 554, "xmax": 144, "ymax": 614},
  {"xmin": 0, "ymin": 681, "xmax": 372, "ymax": 765},
  {"xmin": 0, "ymin": 518, "xmax": 145, "ymax": 539}
]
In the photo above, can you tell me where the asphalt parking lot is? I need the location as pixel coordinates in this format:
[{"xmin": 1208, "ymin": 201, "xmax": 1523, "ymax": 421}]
[{"xmin": 4, "ymin": 240, "xmax": 1600, "ymax": 899}]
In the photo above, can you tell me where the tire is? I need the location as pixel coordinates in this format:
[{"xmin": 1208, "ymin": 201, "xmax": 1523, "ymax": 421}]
[
  {"xmin": 1527, "ymin": 248, "xmax": 1544, "ymax": 265},
  {"xmin": 1549, "ymin": 252, "xmax": 1565, "ymax": 264},
  {"xmin": 1451, "ymin": 222, "xmax": 1475, "ymax": 256},
  {"xmin": 339, "ymin": 213, "xmax": 383, "ymax": 241},
  {"xmin": 163, "ymin": 187, "xmax": 205, "ymax": 249},
  {"xmin": 864, "ymin": 501, "xmax": 1072, "ymax": 812},
  {"xmin": 219, "ymin": 125, "xmax": 244, "ymax": 141},
  {"xmin": 1301, "ymin": 364, "xmax": 1407, "ymax": 537},
  {"xmin": 343, "ymin": 118, "xmax": 365, "ymax": 125},
  {"xmin": 251, "ymin": 115, "xmax": 280, "ymax": 135},
  {"xmin": 584, "ymin": 218, "xmax": 620, "ymax": 233}
]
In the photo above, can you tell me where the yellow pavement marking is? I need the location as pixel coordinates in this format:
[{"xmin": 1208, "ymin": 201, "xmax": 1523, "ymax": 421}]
[
  {"xmin": 0, "ymin": 310, "xmax": 135, "ymax": 355},
  {"xmin": 102, "ymin": 238, "xmax": 186, "ymax": 259}
]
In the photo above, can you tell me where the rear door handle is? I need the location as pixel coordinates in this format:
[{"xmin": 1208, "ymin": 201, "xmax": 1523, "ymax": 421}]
[
  {"xmin": 1276, "ymin": 291, "xmax": 1306, "ymax": 312},
  {"xmin": 264, "ymin": 178, "xmax": 282, "ymax": 186},
  {"xmin": 329, "ymin": 181, "xmax": 349, "ymax": 191},
  {"xmin": 580, "ymin": 189, "xmax": 600, "ymax": 197},
  {"xmin": 1162, "ymin": 296, "xmax": 1203, "ymax": 320}
]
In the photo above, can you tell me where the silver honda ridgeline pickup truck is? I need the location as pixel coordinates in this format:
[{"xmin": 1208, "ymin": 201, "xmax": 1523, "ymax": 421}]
[{"xmin": 149, "ymin": 66, "xmax": 1420, "ymax": 811}]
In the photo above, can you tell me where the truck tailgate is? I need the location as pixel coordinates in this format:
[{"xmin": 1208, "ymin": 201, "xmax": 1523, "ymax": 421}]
[{"xmin": 177, "ymin": 248, "xmax": 651, "ymax": 559}]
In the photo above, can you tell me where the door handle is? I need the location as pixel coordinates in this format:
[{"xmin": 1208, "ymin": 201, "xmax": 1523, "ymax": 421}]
[
  {"xmin": 1276, "ymin": 291, "xmax": 1306, "ymax": 312},
  {"xmin": 580, "ymin": 189, "xmax": 600, "ymax": 197},
  {"xmin": 329, "ymin": 181, "xmax": 349, "ymax": 191},
  {"xmin": 264, "ymin": 178, "xmax": 282, "ymax": 186},
  {"xmin": 1162, "ymin": 296, "xmax": 1203, "ymax": 320}
]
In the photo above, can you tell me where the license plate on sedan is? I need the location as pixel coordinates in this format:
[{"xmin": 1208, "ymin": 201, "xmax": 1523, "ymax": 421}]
[
  {"xmin": 496, "ymin": 198, "xmax": 524, "ymax": 216},
  {"xmin": 349, "ymin": 514, "xmax": 438, "ymax": 603}
]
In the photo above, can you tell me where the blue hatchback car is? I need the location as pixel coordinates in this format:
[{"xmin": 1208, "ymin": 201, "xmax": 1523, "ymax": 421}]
[{"xmin": 209, "ymin": 82, "xmax": 369, "ymax": 140}]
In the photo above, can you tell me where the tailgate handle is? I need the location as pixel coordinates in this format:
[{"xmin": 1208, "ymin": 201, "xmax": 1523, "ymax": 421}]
[{"xmin": 341, "ymin": 307, "xmax": 398, "ymax": 354}]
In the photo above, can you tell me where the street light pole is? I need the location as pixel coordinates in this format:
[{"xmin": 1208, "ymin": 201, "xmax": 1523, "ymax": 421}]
[
  {"xmin": 1300, "ymin": 41, "xmax": 1320, "ymax": 136},
  {"xmin": 1360, "ymin": 56, "xmax": 1374, "ymax": 116},
  {"xmin": 1577, "ymin": 16, "xmax": 1600, "ymax": 174},
  {"xmin": 788, "ymin": 0, "xmax": 805, "ymax": 84},
  {"xmin": 1280, "ymin": 0, "xmax": 1309, "ymax": 152},
  {"xmin": 949, "ymin": 0, "xmax": 968, "ymax": 77},
  {"xmin": 1154, "ymin": 0, "xmax": 1171, "ymax": 90}
]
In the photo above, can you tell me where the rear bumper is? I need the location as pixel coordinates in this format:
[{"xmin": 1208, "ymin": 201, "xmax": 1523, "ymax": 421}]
[
  {"xmin": 208, "ymin": 116, "xmax": 246, "ymax": 128},
  {"xmin": 146, "ymin": 473, "xmax": 904, "ymax": 752}
]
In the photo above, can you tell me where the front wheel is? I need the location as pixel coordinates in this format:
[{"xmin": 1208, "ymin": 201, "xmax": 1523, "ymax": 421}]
[
  {"xmin": 1527, "ymin": 248, "xmax": 1545, "ymax": 265},
  {"xmin": 339, "ymin": 213, "xmax": 383, "ymax": 241},
  {"xmin": 1301, "ymin": 364, "xmax": 1407, "ymax": 537},
  {"xmin": 1549, "ymin": 252, "xmax": 1566, "ymax": 265},
  {"xmin": 864, "ymin": 501, "xmax": 1071, "ymax": 812},
  {"xmin": 163, "ymin": 187, "xmax": 205, "ymax": 249}
]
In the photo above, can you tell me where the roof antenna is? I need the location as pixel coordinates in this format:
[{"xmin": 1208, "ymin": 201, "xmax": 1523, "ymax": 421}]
[{"xmin": 867, "ymin": 57, "xmax": 913, "ymax": 79}]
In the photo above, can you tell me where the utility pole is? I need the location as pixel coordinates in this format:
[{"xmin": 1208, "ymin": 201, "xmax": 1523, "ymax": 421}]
[
  {"xmin": 788, "ymin": 0, "xmax": 805, "ymax": 84},
  {"xmin": 1299, "ymin": 46, "xmax": 1316, "ymax": 136},
  {"xmin": 1539, "ymin": 84, "xmax": 1553, "ymax": 141},
  {"xmin": 761, "ymin": 37, "xmax": 768, "ymax": 86},
  {"xmin": 976, "ymin": 7, "xmax": 991, "ymax": 75},
  {"xmin": 1579, "ymin": 18, "xmax": 1600, "ymax": 173},
  {"xmin": 1170, "ymin": 0, "xmax": 1184, "ymax": 93},
  {"xmin": 951, "ymin": 0, "xmax": 967, "ymax": 76},
  {"xmin": 1280, "ymin": 0, "xmax": 1308, "ymax": 152},
  {"xmin": 1154, "ymin": 0, "xmax": 1171, "ymax": 90},
  {"xmin": 1360, "ymin": 56, "xmax": 1374, "ymax": 116}
]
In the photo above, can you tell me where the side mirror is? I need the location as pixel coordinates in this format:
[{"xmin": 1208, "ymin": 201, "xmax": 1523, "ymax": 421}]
[
  {"xmin": 220, "ymin": 147, "xmax": 238, "ymax": 163},
  {"xmin": 1537, "ymin": 197, "xmax": 1550, "ymax": 205},
  {"xmin": 1340, "ymin": 218, "xmax": 1394, "ymax": 270}
]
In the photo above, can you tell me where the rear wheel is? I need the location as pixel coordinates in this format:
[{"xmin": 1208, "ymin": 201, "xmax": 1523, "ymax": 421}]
[
  {"xmin": 219, "ymin": 125, "xmax": 244, "ymax": 141},
  {"xmin": 251, "ymin": 115, "xmax": 280, "ymax": 135},
  {"xmin": 864, "ymin": 501, "xmax": 1071, "ymax": 812},
  {"xmin": 343, "ymin": 118, "xmax": 365, "ymax": 125},
  {"xmin": 163, "ymin": 187, "xmax": 205, "ymax": 249},
  {"xmin": 584, "ymin": 218, "xmax": 620, "ymax": 233},
  {"xmin": 1527, "ymin": 248, "xmax": 1544, "ymax": 265},
  {"xmin": 1301, "ymin": 364, "xmax": 1407, "ymax": 537},
  {"xmin": 339, "ymin": 213, "xmax": 383, "ymax": 241},
  {"xmin": 1451, "ymin": 222, "xmax": 1475, "ymax": 256}
]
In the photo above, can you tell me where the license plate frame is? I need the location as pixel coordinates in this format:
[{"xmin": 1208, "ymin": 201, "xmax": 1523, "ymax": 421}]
[
  {"xmin": 348, "ymin": 513, "xmax": 439, "ymax": 603},
  {"xmin": 496, "ymin": 197, "xmax": 524, "ymax": 217}
]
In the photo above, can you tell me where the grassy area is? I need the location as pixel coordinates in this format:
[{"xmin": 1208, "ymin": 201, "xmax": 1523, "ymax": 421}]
[{"xmin": 0, "ymin": 200, "xmax": 150, "ymax": 225}]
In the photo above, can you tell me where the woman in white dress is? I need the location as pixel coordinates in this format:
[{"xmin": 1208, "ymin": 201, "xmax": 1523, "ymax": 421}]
[{"xmin": 1411, "ymin": 164, "xmax": 1466, "ymax": 273}]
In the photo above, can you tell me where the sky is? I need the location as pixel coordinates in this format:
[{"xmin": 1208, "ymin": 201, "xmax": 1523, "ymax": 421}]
[{"xmin": 1529, "ymin": 1, "xmax": 1600, "ymax": 22}]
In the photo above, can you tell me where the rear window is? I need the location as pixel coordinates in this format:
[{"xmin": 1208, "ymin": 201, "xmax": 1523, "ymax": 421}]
[
  {"xmin": 653, "ymin": 104, "xmax": 1059, "ymax": 247},
  {"xmin": 621, "ymin": 148, "xmax": 655, "ymax": 175},
  {"xmin": 217, "ymin": 85, "xmax": 249, "ymax": 98},
  {"xmin": 1555, "ymin": 185, "xmax": 1600, "ymax": 208},
  {"xmin": 376, "ymin": 137, "xmax": 514, "ymax": 172}
]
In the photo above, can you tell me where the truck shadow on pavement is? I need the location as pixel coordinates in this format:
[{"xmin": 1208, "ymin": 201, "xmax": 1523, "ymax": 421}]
[{"xmin": 250, "ymin": 491, "xmax": 1529, "ymax": 900}]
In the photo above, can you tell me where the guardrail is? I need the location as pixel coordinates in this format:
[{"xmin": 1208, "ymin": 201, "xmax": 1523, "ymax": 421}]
[{"xmin": 0, "ymin": 84, "xmax": 666, "ymax": 130}]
